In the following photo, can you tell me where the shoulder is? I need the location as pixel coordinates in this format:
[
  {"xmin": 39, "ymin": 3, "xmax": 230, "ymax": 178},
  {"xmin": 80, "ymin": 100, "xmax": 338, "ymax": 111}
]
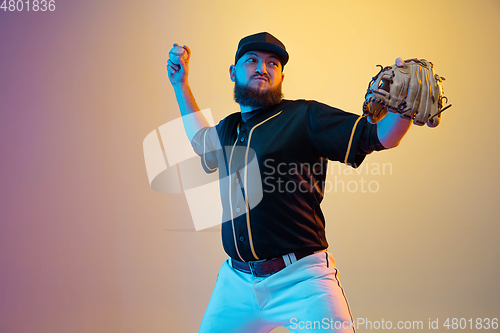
[
  {"xmin": 220, "ymin": 111, "xmax": 241, "ymax": 123},
  {"xmin": 281, "ymin": 99, "xmax": 348, "ymax": 114},
  {"xmin": 277, "ymin": 99, "xmax": 354, "ymax": 122},
  {"xmin": 281, "ymin": 98, "xmax": 311, "ymax": 108},
  {"xmin": 278, "ymin": 99, "xmax": 313, "ymax": 116},
  {"xmin": 308, "ymin": 100, "xmax": 349, "ymax": 114},
  {"xmin": 217, "ymin": 111, "xmax": 241, "ymax": 130}
]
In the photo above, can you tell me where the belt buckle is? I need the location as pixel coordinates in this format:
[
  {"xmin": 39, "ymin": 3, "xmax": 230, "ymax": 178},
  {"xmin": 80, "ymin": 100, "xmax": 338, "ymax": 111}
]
[{"xmin": 248, "ymin": 261, "xmax": 258, "ymax": 277}]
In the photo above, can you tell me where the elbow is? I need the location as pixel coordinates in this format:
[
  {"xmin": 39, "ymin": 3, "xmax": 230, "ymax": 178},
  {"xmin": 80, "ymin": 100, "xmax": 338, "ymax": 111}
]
[{"xmin": 380, "ymin": 139, "xmax": 401, "ymax": 150}]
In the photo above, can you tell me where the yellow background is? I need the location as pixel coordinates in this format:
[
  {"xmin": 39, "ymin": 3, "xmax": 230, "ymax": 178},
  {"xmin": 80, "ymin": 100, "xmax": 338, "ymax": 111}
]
[{"xmin": 0, "ymin": 0, "xmax": 499, "ymax": 332}]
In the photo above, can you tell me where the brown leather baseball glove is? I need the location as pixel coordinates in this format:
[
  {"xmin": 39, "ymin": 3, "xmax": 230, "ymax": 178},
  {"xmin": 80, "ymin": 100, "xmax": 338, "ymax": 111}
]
[{"xmin": 363, "ymin": 58, "xmax": 451, "ymax": 127}]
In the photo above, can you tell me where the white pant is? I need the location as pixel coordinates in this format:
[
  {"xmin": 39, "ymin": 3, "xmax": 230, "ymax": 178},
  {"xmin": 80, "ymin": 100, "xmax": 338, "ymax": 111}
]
[{"xmin": 199, "ymin": 252, "xmax": 355, "ymax": 332}]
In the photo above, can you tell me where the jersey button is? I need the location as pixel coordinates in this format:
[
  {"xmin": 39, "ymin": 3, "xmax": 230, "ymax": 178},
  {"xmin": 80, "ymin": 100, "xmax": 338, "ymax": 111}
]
[
  {"xmin": 240, "ymin": 137, "xmax": 245, "ymax": 143},
  {"xmin": 235, "ymin": 207, "xmax": 241, "ymax": 213},
  {"xmin": 239, "ymin": 236, "xmax": 245, "ymax": 242},
  {"xmin": 241, "ymin": 126, "xmax": 247, "ymax": 132},
  {"xmin": 235, "ymin": 178, "xmax": 240, "ymax": 184}
]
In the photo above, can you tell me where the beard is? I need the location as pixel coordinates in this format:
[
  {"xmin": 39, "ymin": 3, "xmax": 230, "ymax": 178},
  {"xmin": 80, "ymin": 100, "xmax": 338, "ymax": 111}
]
[{"xmin": 233, "ymin": 77, "xmax": 283, "ymax": 110}]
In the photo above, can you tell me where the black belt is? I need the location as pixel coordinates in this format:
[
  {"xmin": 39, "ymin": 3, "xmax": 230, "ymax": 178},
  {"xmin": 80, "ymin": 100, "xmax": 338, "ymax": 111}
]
[{"xmin": 231, "ymin": 251, "xmax": 317, "ymax": 277}]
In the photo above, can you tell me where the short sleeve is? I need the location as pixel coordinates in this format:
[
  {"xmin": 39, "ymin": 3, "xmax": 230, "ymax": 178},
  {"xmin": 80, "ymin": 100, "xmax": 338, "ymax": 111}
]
[
  {"xmin": 306, "ymin": 101, "xmax": 385, "ymax": 168},
  {"xmin": 190, "ymin": 126, "xmax": 220, "ymax": 174},
  {"xmin": 356, "ymin": 121, "xmax": 386, "ymax": 155}
]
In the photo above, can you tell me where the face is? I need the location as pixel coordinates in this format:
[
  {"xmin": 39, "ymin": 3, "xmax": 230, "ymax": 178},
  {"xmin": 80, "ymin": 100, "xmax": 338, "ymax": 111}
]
[{"xmin": 230, "ymin": 50, "xmax": 285, "ymax": 110}]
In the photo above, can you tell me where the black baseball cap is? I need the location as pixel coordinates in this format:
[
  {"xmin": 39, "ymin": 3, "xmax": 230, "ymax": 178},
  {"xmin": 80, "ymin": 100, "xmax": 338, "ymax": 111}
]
[{"xmin": 234, "ymin": 32, "xmax": 289, "ymax": 69}]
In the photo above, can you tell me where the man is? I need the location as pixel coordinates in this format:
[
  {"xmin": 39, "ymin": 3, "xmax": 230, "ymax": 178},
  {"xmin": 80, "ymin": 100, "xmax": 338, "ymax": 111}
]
[{"xmin": 166, "ymin": 32, "xmax": 411, "ymax": 332}]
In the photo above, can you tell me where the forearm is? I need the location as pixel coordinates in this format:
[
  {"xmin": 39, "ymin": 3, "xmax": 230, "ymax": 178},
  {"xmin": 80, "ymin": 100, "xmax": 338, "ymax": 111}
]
[
  {"xmin": 173, "ymin": 82, "xmax": 210, "ymax": 142},
  {"xmin": 376, "ymin": 112, "xmax": 411, "ymax": 149}
]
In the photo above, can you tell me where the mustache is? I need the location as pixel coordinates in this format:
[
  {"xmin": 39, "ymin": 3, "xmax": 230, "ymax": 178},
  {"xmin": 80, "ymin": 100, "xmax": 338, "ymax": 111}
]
[{"xmin": 251, "ymin": 74, "xmax": 270, "ymax": 81}]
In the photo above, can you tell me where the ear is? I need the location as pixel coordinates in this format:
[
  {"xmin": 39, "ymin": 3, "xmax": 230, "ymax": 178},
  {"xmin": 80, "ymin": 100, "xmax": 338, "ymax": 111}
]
[
  {"xmin": 229, "ymin": 65, "xmax": 236, "ymax": 82},
  {"xmin": 281, "ymin": 72, "xmax": 285, "ymax": 83}
]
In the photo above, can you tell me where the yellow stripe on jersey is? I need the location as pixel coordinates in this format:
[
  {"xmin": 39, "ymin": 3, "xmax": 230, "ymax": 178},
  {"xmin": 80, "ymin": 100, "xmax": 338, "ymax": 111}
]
[{"xmin": 344, "ymin": 116, "xmax": 363, "ymax": 164}]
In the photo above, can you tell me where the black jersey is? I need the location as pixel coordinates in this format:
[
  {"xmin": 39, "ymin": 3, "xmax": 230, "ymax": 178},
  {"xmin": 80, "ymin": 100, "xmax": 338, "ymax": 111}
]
[{"xmin": 191, "ymin": 99, "xmax": 385, "ymax": 262}]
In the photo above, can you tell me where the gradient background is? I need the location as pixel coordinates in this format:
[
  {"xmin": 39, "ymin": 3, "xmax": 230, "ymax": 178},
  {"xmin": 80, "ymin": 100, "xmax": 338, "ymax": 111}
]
[{"xmin": 1, "ymin": 0, "xmax": 499, "ymax": 332}]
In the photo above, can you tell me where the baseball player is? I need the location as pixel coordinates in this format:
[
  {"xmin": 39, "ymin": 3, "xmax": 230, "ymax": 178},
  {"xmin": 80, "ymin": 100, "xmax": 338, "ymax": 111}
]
[{"xmin": 166, "ymin": 32, "xmax": 427, "ymax": 332}]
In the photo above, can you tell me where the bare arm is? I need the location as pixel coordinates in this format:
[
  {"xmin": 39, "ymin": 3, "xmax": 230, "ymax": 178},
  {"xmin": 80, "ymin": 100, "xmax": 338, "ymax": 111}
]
[
  {"xmin": 376, "ymin": 112, "xmax": 411, "ymax": 149},
  {"xmin": 374, "ymin": 57, "xmax": 412, "ymax": 149},
  {"xmin": 167, "ymin": 44, "xmax": 210, "ymax": 142}
]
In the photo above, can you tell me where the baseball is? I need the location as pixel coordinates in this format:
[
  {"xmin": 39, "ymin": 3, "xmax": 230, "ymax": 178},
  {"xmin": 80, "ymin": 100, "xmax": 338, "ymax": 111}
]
[{"xmin": 169, "ymin": 45, "xmax": 187, "ymax": 65}]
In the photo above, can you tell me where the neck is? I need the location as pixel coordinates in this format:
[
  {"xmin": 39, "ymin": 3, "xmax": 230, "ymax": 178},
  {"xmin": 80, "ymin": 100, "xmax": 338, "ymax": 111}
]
[{"xmin": 240, "ymin": 105, "xmax": 260, "ymax": 113}]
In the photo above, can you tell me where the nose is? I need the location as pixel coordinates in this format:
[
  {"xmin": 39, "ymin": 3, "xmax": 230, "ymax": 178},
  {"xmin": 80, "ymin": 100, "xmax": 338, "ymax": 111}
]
[{"xmin": 255, "ymin": 60, "xmax": 267, "ymax": 75}]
